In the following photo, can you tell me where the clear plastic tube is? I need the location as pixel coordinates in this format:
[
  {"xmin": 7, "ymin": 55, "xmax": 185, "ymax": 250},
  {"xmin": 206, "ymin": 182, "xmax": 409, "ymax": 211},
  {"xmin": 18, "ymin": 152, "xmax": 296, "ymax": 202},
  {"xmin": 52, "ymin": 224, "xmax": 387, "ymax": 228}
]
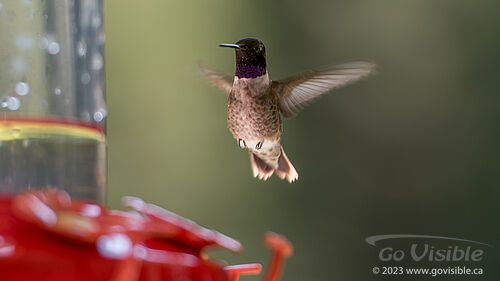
[{"xmin": 0, "ymin": 0, "xmax": 106, "ymax": 202}]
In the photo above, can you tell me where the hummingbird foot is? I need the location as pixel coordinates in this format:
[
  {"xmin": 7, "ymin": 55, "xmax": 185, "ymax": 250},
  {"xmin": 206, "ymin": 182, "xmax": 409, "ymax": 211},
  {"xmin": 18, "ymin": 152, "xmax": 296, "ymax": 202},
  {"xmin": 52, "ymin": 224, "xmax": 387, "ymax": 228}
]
[
  {"xmin": 238, "ymin": 139, "xmax": 247, "ymax": 149},
  {"xmin": 255, "ymin": 141, "xmax": 263, "ymax": 150}
]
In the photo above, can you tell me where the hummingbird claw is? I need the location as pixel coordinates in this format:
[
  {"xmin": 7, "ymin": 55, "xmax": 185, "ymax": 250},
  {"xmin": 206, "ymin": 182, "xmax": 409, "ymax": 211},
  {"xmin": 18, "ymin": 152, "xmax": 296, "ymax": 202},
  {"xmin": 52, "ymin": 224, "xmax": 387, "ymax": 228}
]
[
  {"xmin": 239, "ymin": 139, "xmax": 247, "ymax": 149},
  {"xmin": 255, "ymin": 141, "xmax": 263, "ymax": 150}
]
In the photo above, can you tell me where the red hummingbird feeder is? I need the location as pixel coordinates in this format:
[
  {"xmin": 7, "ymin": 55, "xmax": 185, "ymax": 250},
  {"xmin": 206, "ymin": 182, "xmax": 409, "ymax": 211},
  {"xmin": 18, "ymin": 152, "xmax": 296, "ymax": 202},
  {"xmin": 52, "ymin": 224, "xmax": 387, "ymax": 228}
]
[{"xmin": 0, "ymin": 189, "xmax": 293, "ymax": 281}]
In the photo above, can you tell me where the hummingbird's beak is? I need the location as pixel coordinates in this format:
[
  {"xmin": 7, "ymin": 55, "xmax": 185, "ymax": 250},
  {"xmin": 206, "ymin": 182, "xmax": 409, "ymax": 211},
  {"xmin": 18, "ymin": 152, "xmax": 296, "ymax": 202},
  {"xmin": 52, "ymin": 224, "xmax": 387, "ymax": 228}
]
[{"xmin": 219, "ymin": 43, "xmax": 241, "ymax": 49}]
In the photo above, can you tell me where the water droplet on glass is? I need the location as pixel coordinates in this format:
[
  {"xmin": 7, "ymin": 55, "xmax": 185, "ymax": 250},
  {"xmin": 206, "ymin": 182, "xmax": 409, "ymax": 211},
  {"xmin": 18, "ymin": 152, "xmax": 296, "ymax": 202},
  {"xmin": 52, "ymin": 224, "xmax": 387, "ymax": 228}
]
[
  {"xmin": 93, "ymin": 108, "xmax": 107, "ymax": 122},
  {"xmin": 93, "ymin": 112, "xmax": 103, "ymax": 122},
  {"xmin": 15, "ymin": 82, "xmax": 30, "ymax": 96},
  {"xmin": 47, "ymin": 41, "xmax": 60, "ymax": 55},
  {"xmin": 92, "ymin": 53, "xmax": 103, "ymax": 70},
  {"xmin": 6, "ymin": 97, "xmax": 20, "ymax": 110},
  {"xmin": 54, "ymin": 88, "xmax": 62, "ymax": 95},
  {"xmin": 38, "ymin": 36, "xmax": 49, "ymax": 49},
  {"xmin": 81, "ymin": 72, "xmax": 91, "ymax": 84},
  {"xmin": 22, "ymin": 139, "xmax": 30, "ymax": 148},
  {"xmin": 77, "ymin": 40, "xmax": 87, "ymax": 56}
]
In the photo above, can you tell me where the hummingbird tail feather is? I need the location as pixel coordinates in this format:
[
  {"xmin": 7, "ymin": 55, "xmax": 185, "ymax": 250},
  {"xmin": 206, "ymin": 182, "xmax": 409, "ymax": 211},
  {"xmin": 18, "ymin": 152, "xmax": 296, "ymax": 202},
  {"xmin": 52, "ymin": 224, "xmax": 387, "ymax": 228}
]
[
  {"xmin": 249, "ymin": 152, "xmax": 274, "ymax": 181},
  {"xmin": 275, "ymin": 146, "xmax": 299, "ymax": 183},
  {"xmin": 249, "ymin": 146, "xmax": 298, "ymax": 183}
]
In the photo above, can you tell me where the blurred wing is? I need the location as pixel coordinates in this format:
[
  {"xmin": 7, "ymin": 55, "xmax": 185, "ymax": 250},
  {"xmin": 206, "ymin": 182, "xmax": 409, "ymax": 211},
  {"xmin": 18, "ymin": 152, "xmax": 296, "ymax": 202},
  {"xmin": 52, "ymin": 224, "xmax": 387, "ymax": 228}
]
[
  {"xmin": 200, "ymin": 65, "xmax": 233, "ymax": 95},
  {"xmin": 272, "ymin": 61, "xmax": 376, "ymax": 118}
]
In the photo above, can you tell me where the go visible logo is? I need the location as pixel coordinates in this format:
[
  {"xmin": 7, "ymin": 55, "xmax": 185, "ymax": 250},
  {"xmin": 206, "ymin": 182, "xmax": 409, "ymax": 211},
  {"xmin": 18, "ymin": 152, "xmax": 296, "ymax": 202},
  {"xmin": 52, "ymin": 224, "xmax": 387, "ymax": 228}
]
[{"xmin": 365, "ymin": 234, "xmax": 492, "ymax": 262}]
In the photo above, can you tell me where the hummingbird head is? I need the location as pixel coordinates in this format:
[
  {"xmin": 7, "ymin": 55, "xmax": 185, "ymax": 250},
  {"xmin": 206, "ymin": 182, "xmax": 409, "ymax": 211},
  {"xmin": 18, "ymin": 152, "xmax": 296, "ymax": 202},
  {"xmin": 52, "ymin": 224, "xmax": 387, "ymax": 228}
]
[{"xmin": 220, "ymin": 38, "xmax": 266, "ymax": 79}]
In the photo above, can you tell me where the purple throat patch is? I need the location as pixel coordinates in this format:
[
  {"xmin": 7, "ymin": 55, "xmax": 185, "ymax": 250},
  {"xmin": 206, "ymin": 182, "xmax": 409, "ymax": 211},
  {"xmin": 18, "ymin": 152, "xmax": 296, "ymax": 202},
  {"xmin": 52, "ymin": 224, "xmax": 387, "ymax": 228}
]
[{"xmin": 236, "ymin": 64, "xmax": 266, "ymax": 78}]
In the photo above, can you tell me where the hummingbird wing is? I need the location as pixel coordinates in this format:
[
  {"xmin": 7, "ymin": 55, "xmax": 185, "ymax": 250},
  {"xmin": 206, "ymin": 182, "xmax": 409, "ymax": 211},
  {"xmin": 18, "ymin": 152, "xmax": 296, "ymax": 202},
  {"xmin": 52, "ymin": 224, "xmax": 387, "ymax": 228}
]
[
  {"xmin": 200, "ymin": 65, "xmax": 233, "ymax": 95},
  {"xmin": 272, "ymin": 61, "xmax": 375, "ymax": 118}
]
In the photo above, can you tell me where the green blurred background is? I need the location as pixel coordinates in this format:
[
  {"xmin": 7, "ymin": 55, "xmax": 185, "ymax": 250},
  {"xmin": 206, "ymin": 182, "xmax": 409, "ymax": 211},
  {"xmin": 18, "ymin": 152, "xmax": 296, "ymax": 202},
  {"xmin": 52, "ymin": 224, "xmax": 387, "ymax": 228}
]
[{"xmin": 104, "ymin": 1, "xmax": 499, "ymax": 280}]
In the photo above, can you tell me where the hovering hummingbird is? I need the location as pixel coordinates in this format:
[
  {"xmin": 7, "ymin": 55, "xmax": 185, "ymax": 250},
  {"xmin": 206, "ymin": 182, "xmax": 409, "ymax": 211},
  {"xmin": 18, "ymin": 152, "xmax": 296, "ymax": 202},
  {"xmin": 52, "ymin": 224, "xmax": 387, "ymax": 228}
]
[{"xmin": 202, "ymin": 38, "xmax": 375, "ymax": 183}]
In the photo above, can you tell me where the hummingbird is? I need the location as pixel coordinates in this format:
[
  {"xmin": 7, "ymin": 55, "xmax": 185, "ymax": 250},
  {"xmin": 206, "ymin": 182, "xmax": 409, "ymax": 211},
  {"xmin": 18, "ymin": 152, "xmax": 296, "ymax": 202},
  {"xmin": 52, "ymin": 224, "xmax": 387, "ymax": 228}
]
[{"xmin": 202, "ymin": 38, "xmax": 375, "ymax": 183}]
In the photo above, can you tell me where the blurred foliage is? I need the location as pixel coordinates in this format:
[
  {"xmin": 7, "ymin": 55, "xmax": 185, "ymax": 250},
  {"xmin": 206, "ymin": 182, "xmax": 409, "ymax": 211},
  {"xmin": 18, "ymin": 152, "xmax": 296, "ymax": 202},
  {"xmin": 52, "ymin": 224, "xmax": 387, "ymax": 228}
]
[{"xmin": 104, "ymin": 1, "xmax": 500, "ymax": 280}]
